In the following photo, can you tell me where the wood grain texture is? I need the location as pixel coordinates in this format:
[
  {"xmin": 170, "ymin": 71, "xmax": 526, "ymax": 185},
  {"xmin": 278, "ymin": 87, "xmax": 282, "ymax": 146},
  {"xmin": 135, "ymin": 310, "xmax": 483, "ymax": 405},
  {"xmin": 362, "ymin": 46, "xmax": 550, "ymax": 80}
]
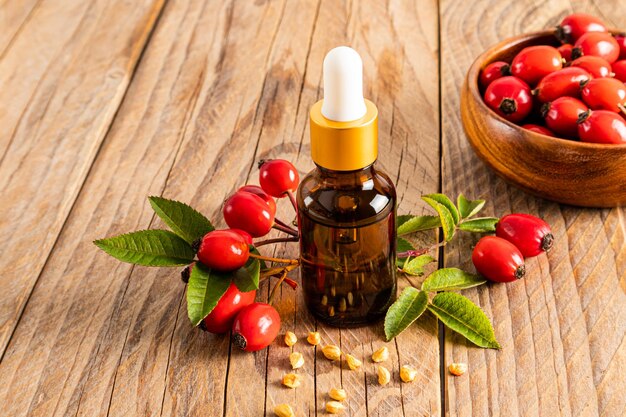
[
  {"xmin": 0, "ymin": 0, "xmax": 165, "ymax": 357},
  {"xmin": 441, "ymin": 1, "xmax": 626, "ymax": 416}
]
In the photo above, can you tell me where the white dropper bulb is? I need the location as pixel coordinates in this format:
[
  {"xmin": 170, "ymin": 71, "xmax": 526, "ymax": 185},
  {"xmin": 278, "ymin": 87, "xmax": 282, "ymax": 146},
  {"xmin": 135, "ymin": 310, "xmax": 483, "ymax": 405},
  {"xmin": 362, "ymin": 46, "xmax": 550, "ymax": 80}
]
[{"xmin": 321, "ymin": 46, "xmax": 367, "ymax": 122}]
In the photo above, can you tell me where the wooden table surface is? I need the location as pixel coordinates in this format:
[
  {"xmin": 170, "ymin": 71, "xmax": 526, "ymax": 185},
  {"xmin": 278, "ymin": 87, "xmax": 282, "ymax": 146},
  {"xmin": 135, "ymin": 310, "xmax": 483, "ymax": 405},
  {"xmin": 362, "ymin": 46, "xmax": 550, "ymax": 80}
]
[{"xmin": 1, "ymin": 0, "xmax": 625, "ymax": 416}]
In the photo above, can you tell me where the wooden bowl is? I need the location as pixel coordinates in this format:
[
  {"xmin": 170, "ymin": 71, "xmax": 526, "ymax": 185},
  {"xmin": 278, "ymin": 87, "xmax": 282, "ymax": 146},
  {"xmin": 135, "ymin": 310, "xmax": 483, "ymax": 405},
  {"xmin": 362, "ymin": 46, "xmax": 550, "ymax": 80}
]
[{"xmin": 461, "ymin": 30, "xmax": 626, "ymax": 208}]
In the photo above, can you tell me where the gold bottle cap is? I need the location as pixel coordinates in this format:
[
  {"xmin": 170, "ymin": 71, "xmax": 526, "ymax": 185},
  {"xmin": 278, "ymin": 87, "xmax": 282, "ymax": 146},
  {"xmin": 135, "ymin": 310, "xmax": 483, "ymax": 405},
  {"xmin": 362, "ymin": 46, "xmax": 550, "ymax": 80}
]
[{"xmin": 309, "ymin": 98, "xmax": 378, "ymax": 171}]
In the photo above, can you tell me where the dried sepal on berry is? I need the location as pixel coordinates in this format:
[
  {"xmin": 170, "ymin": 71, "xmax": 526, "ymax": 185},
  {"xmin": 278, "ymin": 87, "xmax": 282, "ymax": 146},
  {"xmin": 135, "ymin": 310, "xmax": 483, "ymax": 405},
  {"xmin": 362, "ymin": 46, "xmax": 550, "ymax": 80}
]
[
  {"xmin": 448, "ymin": 362, "xmax": 468, "ymax": 376},
  {"xmin": 322, "ymin": 345, "xmax": 342, "ymax": 361},
  {"xmin": 282, "ymin": 373, "xmax": 302, "ymax": 389},
  {"xmin": 289, "ymin": 352, "xmax": 304, "ymax": 369},
  {"xmin": 345, "ymin": 353, "xmax": 362, "ymax": 370},
  {"xmin": 307, "ymin": 331, "xmax": 321, "ymax": 346},
  {"xmin": 372, "ymin": 346, "xmax": 389, "ymax": 363},
  {"xmin": 377, "ymin": 365, "xmax": 391, "ymax": 386},
  {"xmin": 325, "ymin": 401, "xmax": 345, "ymax": 414},
  {"xmin": 274, "ymin": 403, "xmax": 295, "ymax": 417},
  {"xmin": 284, "ymin": 331, "xmax": 298, "ymax": 347},
  {"xmin": 329, "ymin": 388, "xmax": 347, "ymax": 401}
]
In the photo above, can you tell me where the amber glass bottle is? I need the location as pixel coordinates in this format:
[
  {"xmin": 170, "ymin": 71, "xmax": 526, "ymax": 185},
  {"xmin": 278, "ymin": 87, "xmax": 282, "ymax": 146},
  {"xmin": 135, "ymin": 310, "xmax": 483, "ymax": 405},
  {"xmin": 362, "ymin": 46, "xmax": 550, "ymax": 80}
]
[
  {"xmin": 297, "ymin": 165, "xmax": 396, "ymax": 326},
  {"xmin": 297, "ymin": 46, "xmax": 397, "ymax": 326}
]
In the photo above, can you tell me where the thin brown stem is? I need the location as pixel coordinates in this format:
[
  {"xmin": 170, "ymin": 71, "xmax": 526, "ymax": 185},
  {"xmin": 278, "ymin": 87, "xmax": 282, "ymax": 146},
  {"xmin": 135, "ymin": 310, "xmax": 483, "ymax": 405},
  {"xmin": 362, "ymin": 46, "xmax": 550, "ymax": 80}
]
[
  {"xmin": 268, "ymin": 270, "xmax": 288, "ymax": 305},
  {"xmin": 286, "ymin": 190, "xmax": 298, "ymax": 213},
  {"xmin": 259, "ymin": 263, "xmax": 299, "ymax": 278},
  {"xmin": 254, "ymin": 236, "xmax": 299, "ymax": 247},
  {"xmin": 249, "ymin": 252, "xmax": 299, "ymax": 265},
  {"xmin": 272, "ymin": 223, "xmax": 299, "ymax": 237}
]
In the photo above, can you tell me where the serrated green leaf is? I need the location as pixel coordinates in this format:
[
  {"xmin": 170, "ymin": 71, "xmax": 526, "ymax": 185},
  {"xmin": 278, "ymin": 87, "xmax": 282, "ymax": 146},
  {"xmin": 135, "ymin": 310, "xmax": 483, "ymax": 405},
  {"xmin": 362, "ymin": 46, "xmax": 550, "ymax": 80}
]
[
  {"xmin": 233, "ymin": 257, "xmax": 260, "ymax": 292},
  {"xmin": 384, "ymin": 288, "xmax": 428, "ymax": 341},
  {"xmin": 422, "ymin": 197, "xmax": 456, "ymax": 242},
  {"xmin": 396, "ymin": 238, "xmax": 416, "ymax": 268},
  {"xmin": 457, "ymin": 194, "xmax": 486, "ymax": 219},
  {"xmin": 397, "ymin": 214, "xmax": 413, "ymax": 229},
  {"xmin": 421, "ymin": 268, "xmax": 487, "ymax": 292},
  {"xmin": 403, "ymin": 255, "xmax": 436, "ymax": 276},
  {"xmin": 423, "ymin": 194, "xmax": 460, "ymax": 225},
  {"xmin": 187, "ymin": 262, "xmax": 232, "ymax": 326},
  {"xmin": 427, "ymin": 292, "xmax": 500, "ymax": 349},
  {"xmin": 148, "ymin": 196, "xmax": 214, "ymax": 244},
  {"xmin": 397, "ymin": 215, "xmax": 441, "ymax": 235},
  {"xmin": 94, "ymin": 230, "xmax": 195, "ymax": 266},
  {"xmin": 458, "ymin": 217, "xmax": 499, "ymax": 233}
]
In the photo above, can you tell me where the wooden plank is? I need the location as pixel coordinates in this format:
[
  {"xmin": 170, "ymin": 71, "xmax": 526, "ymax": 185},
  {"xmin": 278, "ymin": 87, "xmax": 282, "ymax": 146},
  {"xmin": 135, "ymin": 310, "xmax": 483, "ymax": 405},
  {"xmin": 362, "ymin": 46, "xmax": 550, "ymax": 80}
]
[
  {"xmin": 440, "ymin": 1, "xmax": 626, "ymax": 416},
  {"xmin": 0, "ymin": 0, "xmax": 41, "ymax": 56},
  {"xmin": 0, "ymin": 0, "xmax": 165, "ymax": 357}
]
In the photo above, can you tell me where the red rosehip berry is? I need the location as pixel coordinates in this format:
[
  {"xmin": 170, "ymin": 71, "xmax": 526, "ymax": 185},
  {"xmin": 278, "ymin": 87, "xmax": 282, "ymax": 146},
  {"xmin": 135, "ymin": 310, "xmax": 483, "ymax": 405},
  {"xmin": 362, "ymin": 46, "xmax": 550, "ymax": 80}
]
[
  {"xmin": 232, "ymin": 303, "xmax": 281, "ymax": 352},
  {"xmin": 533, "ymin": 67, "xmax": 591, "ymax": 103},
  {"xmin": 495, "ymin": 213, "xmax": 554, "ymax": 258},
  {"xmin": 613, "ymin": 60, "xmax": 626, "ymax": 82},
  {"xmin": 483, "ymin": 76, "xmax": 533, "ymax": 123},
  {"xmin": 511, "ymin": 45, "xmax": 563, "ymax": 86},
  {"xmin": 479, "ymin": 61, "xmax": 511, "ymax": 89},
  {"xmin": 258, "ymin": 159, "xmax": 300, "ymax": 198},
  {"xmin": 572, "ymin": 32, "xmax": 620, "ymax": 63},
  {"xmin": 230, "ymin": 228, "xmax": 253, "ymax": 245},
  {"xmin": 195, "ymin": 230, "xmax": 250, "ymax": 271},
  {"xmin": 570, "ymin": 56, "xmax": 613, "ymax": 78},
  {"xmin": 581, "ymin": 77, "xmax": 626, "ymax": 113},
  {"xmin": 577, "ymin": 109, "xmax": 626, "ymax": 144},
  {"xmin": 541, "ymin": 96, "xmax": 588, "ymax": 138},
  {"xmin": 558, "ymin": 44, "xmax": 574, "ymax": 62},
  {"xmin": 522, "ymin": 124, "xmax": 555, "ymax": 137},
  {"xmin": 616, "ymin": 34, "xmax": 626, "ymax": 60},
  {"xmin": 203, "ymin": 282, "xmax": 256, "ymax": 334},
  {"xmin": 223, "ymin": 191, "xmax": 275, "ymax": 237},
  {"xmin": 238, "ymin": 185, "xmax": 277, "ymax": 215},
  {"xmin": 472, "ymin": 236, "xmax": 525, "ymax": 283},
  {"xmin": 556, "ymin": 13, "xmax": 607, "ymax": 44}
]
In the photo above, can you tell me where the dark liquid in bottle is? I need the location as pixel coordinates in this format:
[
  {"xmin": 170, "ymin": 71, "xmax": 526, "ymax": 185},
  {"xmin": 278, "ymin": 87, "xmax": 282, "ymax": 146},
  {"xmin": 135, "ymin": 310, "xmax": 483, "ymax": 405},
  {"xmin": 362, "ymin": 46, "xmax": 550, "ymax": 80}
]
[{"xmin": 297, "ymin": 165, "xmax": 396, "ymax": 327}]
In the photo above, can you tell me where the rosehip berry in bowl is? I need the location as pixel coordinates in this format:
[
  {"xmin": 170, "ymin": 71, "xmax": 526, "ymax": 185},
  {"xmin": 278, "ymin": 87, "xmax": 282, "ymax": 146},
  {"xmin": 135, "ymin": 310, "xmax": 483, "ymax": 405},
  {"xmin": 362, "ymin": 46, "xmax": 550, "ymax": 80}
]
[
  {"xmin": 533, "ymin": 67, "xmax": 591, "ymax": 103},
  {"xmin": 556, "ymin": 13, "xmax": 607, "ymax": 44},
  {"xmin": 577, "ymin": 110, "xmax": 626, "ymax": 144},
  {"xmin": 203, "ymin": 283, "xmax": 256, "ymax": 334},
  {"xmin": 232, "ymin": 303, "xmax": 281, "ymax": 352},
  {"xmin": 238, "ymin": 184, "xmax": 276, "ymax": 215},
  {"xmin": 541, "ymin": 96, "xmax": 588, "ymax": 138},
  {"xmin": 472, "ymin": 236, "xmax": 525, "ymax": 283},
  {"xmin": 194, "ymin": 230, "xmax": 250, "ymax": 271},
  {"xmin": 558, "ymin": 44, "xmax": 574, "ymax": 62},
  {"xmin": 570, "ymin": 56, "xmax": 613, "ymax": 78},
  {"xmin": 613, "ymin": 60, "xmax": 626, "ymax": 82},
  {"xmin": 572, "ymin": 32, "xmax": 620, "ymax": 63},
  {"xmin": 479, "ymin": 61, "xmax": 510, "ymax": 89},
  {"xmin": 615, "ymin": 33, "xmax": 626, "ymax": 60},
  {"xmin": 522, "ymin": 124, "xmax": 554, "ymax": 137},
  {"xmin": 510, "ymin": 45, "xmax": 563, "ymax": 86},
  {"xmin": 495, "ymin": 213, "xmax": 553, "ymax": 257},
  {"xmin": 258, "ymin": 159, "xmax": 300, "ymax": 198},
  {"xmin": 483, "ymin": 76, "xmax": 532, "ymax": 123},
  {"xmin": 581, "ymin": 77, "xmax": 626, "ymax": 112},
  {"xmin": 223, "ymin": 191, "xmax": 275, "ymax": 237}
]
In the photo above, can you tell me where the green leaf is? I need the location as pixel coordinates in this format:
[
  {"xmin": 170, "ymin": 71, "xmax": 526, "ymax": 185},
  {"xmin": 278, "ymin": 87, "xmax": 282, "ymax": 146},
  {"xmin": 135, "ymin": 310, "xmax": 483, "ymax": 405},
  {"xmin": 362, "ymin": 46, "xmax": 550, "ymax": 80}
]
[
  {"xmin": 233, "ymin": 257, "xmax": 260, "ymax": 292},
  {"xmin": 457, "ymin": 194, "xmax": 486, "ymax": 219},
  {"xmin": 403, "ymin": 255, "xmax": 436, "ymax": 276},
  {"xmin": 384, "ymin": 288, "xmax": 428, "ymax": 341},
  {"xmin": 397, "ymin": 214, "xmax": 413, "ymax": 229},
  {"xmin": 148, "ymin": 196, "xmax": 214, "ymax": 244},
  {"xmin": 396, "ymin": 238, "xmax": 416, "ymax": 268},
  {"xmin": 397, "ymin": 215, "xmax": 441, "ymax": 235},
  {"xmin": 423, "ymin": 194, "xmax": 460, "ymax": 225},
  {"xmin": 458, "ymin": 217, "xmax": 499, "ymax": 233},
  {"xmin": 422, "ymin": 197, "xmax": 456, "ymax": 242},
  {"xmin": 427, "ymin": 292, "xmax": 500, "ymax": 349},
  {"xmin": 187, "ymin": 262, "xmax": 232, "ymax": 326},
  {"xmin": 421, "ymin": 268, "xmax": 487, "ymax": 292},
  {"xmin": 94, "ymin": 230, "xmax": 195, "ymax": 266}
]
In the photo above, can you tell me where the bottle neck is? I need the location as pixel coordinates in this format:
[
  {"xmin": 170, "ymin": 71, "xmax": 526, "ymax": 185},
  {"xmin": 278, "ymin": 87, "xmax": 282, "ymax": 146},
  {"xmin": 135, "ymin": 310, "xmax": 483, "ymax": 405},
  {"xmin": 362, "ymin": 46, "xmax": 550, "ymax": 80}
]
[{"xmin": 314, "ymin": 162, "xmax": 377, "ymax": 184}]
